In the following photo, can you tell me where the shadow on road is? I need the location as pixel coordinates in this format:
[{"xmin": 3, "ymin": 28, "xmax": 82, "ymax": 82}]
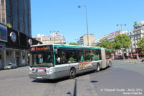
[
  {"xmin": 32, "ymin": 77, "xmax": 69, "ymax": 83},
  {"xmin": 90, "ymin": 80, "xmax": 98, "ymax": 83},
  {"xmin": 76, "ymin": 67, "xmax": 110, "ymax": 78}
]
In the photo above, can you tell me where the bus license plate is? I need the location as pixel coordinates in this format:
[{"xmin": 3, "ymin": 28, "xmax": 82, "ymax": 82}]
[{"xmin": 37, "ymin": 77, "xmax": 43, "ymax": 79}]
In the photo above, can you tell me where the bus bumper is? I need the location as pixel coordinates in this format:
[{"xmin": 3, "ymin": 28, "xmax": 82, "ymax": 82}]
[{"xmin": 29, "ymin": 73, "xmax": 56, "ymax": 80}]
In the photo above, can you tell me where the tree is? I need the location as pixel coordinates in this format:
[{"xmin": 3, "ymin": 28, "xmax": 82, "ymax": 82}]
[
  {"xmin": 69, "ymin": 42, "xmax": 79, "ymax": 45},
  {"xmin": 138, "ymin": 37, "xmax": 144, "ymax": 53},
  {"xmin": 134, "ymin": 21, "xmax": 138, "ymax": 26},
  {"xmin": 114, "ymin": 34, "xmax": 130, "ymax": 49},
  {"xmin": 99, "ymin": 40, "xmax": 115, "ymax": 51}
]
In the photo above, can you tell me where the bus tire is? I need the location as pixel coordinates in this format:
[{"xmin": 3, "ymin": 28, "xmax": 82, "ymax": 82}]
[
  {"xmin": 96, "ymin": 64, "xmax": 100, "ymax": 72},
  {"xmin": 69, "ymin": 68, "xmax": 76, "ymax": 79}
]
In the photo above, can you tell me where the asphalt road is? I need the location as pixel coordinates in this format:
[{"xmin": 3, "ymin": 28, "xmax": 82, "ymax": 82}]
[{"xmin": 0, "ymin": 61, "xmax": 144, "ymax": 96}]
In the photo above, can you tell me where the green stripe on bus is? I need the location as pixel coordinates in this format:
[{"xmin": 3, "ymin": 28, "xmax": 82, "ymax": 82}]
[{"xmin": 54, "ymin": 45, "xmax": 101, "ymax": 50}]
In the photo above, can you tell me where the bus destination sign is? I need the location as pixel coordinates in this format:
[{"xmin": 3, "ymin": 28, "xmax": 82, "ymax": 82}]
[{"xmin": 31, "ymin": 46, "xmax": 51, "ymax": 51}]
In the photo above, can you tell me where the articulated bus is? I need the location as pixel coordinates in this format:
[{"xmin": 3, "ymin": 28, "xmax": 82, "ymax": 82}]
[{"xmin": 29, "ymin": 44, "xmax": 112, "ymax": 79}]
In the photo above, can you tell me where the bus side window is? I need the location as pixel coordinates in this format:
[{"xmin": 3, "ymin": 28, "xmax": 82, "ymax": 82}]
[
  {"xmin": 91, "ymin": 50, "xmax": 101, "ymax": 61},
  {"xmin": 47, "ymin": 55, "xmax": 52, "ymax": 62},
  {"xmin": 56, "ymin": 49, "xmax": 67, "ymax": 65},
  {"xmin": 78, "ymin": 49, "xmax": 85, "ymax": 62},
  {"xmin": 68, "ymin": 57, "xmax": 76, "ymax": 63},
  {"xmin": 57, "ymin": 57, "xmax": 61, "ymax": 64},
  {"xmin": 106, "ymin": 51, "xmax": 111, "ymax": 59},
  {"xmin": 67, "ymin": 50, "xmax": 78, "ymax": 63}
]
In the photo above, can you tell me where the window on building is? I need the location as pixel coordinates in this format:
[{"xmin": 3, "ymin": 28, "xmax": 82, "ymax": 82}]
[{"xmin": 0, "ymin": 0, "xmax": 6, "ymax": 24}]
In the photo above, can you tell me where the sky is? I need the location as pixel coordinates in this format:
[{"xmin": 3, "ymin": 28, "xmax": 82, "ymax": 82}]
[{"xmin": 31, "ymin": 0, "xmax": 144, "ymax": 43}]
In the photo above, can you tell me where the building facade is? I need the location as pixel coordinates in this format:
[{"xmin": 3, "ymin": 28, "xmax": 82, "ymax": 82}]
[
  {"xmin": 0, "ymin": 0, "xmax": 31, "ymax": 36},
  {"xmin": 33, "ymin": 32, "xmax": 66, "ymax": 44},
  {"xmin": 132, "ymin": 21, "xmax": 144, "ymax": 49},
  {"xmin": 77, "ymin": 34, "xmax": 95, "ymax": 46},
  {"xmin": 0, "ymin": 0, "xmax": 32, "ymax": 69},
  {"xmin": 95, "ymin": 30, "xmax": 133, "ymax": 56},
  {"xmin": 95, "ymin": 31, "xmax": 120, "ymax": 45}
]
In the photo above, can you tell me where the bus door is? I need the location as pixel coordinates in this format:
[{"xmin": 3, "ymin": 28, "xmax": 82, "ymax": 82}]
[{"xmin": 54, "ymin": 48, "xmax": 70, "ymax": 77}]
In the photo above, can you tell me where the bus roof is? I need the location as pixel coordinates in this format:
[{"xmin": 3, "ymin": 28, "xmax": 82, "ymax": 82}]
[{"xmin": 31, "ymin": 44, "xmax": 111, "ymax": 51}]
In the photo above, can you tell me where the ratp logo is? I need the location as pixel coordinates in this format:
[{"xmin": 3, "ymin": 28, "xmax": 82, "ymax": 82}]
[{"xmin": 31, "ymin": 47, "xmax": 35, "ymax": 51}]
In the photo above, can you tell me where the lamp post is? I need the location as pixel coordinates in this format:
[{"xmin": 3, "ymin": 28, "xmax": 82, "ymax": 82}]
[
  {"xmin": 116, "ymin": 24, "xmax": 126, "ymax": 59},
  {"xmin": 78, "ymin": 5, "xmax": 89, "ymax": 46}
]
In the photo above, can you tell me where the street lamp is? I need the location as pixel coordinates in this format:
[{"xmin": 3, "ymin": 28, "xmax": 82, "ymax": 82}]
[
  {"xmin": 78, "ymin": 5, "xmax": 89, "ymax": 46},
  {"xmin": 116, "ymin": 24, "xmax": 126, "ymax": 59}
]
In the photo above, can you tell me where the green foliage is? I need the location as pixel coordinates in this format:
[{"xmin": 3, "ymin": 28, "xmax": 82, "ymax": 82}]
[
  {"xmin": 69, "ymin": 42, "xmax": 79, "ymax": 45},
  {"xmin": 114, "ymin": 34, "xmax": 130, "ymax": 49},
  {"xmin": 138, "ymin": 37, "xmax": 144, "ymax": 53},
  {"xmin": 68, "ymin": 57, "xmax": 76, "ymax": 63},
  {"xmin": 99, "ymin": 40, "xmax": 115, "ymax": 51},
  {"xmin": 93, "ymin": 45, "xmax": 100, "ymax": 47},
  {"xmin": 134, "ymin": 21, "xmax": 138, "ymax": 26},
  {"xmin": 138, "ymin": 37, "xmax": 144, "ymax": 48},
  {"xmin": 92, "ymin": 55, "xmax": 100, "ymax": 61}
]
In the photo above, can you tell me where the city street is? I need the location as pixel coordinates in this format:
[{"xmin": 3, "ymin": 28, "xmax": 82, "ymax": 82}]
[{"xmin": 0, "ymin": 61, "xmax": 144, "ymax": 96}]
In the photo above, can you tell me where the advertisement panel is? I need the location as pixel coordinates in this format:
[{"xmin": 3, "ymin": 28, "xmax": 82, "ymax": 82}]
[{"xmin": 0, "ymin": 24, "xmax": 7, "ymax": 42}]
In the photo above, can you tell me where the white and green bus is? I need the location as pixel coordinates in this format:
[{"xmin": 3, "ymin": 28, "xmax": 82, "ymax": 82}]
[{"xmin": 29, "ymin": 44, "xmax": 112, "ymax": 79}]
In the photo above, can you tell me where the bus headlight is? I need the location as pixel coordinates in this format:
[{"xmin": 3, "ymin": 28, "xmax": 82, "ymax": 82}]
[
  {"xmin": 29, "ymin": 67, "xmax": 32, "ymax": 74},
  {"xmin": 46, "ymin": 68, "xmax": 55, "ymax": 74}
]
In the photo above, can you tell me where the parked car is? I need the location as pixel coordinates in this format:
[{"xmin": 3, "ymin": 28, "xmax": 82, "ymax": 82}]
[{"xmin": 4, "ymin": 63, "xmax": 17, "ymax": 69}]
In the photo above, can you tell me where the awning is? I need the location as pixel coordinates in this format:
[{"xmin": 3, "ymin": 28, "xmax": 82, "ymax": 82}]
[{"xmin": 116, "ymin": 54, "xmax": 122, "ymax": 56}]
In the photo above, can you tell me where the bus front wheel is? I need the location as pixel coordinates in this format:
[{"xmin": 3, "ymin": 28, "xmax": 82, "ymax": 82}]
[{"xmin": 69, "ymin": 68, "xmax": 76, "ymax": 79}]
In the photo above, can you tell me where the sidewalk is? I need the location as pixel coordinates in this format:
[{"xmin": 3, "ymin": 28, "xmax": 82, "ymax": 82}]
[{"xmin": 114, "ymin": 59, "xmax": 144, "ymax": 64}]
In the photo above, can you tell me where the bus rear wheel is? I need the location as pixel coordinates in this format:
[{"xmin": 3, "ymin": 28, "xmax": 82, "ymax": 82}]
[
  {"xmin": 96, "ymin": 64, "xmax": 100, "ymax": 72},
  {"xmin": 69, "ymin": 68, "xmax": 76, "ymax": 79}
]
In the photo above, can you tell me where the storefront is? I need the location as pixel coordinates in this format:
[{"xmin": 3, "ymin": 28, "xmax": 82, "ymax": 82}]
[
  {"xmin": 4, "ymin": 48, "xmax": 28, "ymax": 67},
  {"xmin": 0, "ymin": 44, "xmax": 6, "ymax": 69},
  {"xmin": 0, "ymin": 24, "xmax": 7, "ymax": 69},
  {"xmin": 0, "ymin": 24, "xmax": 41, "ymax": 70}
]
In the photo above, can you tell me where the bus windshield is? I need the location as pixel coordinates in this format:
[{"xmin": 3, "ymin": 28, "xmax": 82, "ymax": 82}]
[{"xmin": 30, "ymin": 51, "xmax": 54, "ymax": 67}]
